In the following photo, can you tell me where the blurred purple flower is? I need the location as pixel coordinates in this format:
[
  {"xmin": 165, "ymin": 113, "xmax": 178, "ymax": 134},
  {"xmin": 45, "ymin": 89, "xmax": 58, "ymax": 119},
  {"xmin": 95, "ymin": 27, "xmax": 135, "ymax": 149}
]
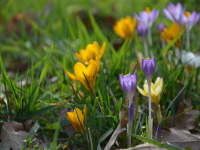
[
  {"xmin": 157, "ymin": 123, "xmax": 162, "ymax": 142},
  {"xmin": 181, "ymin": 11, "xmax": 200, "ymax": 30},
  {"xmin": 157, "ymin": 23, "xmax": 166, "ymax": 32},
  {"xmin": 134, "ymin": 7, "xmax": 159, "ymax": 28},
  {"xmin": 163, "ymin": 3, "xmax": 185, "ymax": 25},
  {"xmin": 137, "ymin": 22, "xmax": 148, "ymax": 37},
  {"xmin": 128, "ymin": 102, "xmax": 134, "ymax": 124},
  {"xmin": 119, "ymin": 72, "xmax": 137, "ymax": 94},
  {"xmin": 142, "ymin": 57, "xmax": 156, "ymax": 83}
]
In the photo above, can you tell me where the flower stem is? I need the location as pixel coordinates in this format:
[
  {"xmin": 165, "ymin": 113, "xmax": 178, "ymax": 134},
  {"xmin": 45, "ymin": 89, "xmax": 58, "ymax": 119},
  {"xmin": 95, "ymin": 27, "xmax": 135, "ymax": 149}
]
[
  {"xmin": 147, "ymin": 27, "xmax": 152, "ymax": 46},
  {"xmin": 186, "ymin": 28, "xmax": 190, "ymax": 50},
  {"xmin": 147, "ymin": 81, "xmax": 152, "ymax": 139},
  {"xmin": 127, "ymin": 102, "xmax": 134, "ymax": 147},
  {"xmin": 143, "ymin": 38, "xmax": 148, "ymax": 57}
]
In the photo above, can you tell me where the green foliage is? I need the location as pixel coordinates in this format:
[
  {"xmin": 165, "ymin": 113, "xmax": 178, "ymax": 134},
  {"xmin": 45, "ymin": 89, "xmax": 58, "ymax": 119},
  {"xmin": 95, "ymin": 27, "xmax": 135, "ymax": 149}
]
[{"xmin": 0, "ymin": 0, "xmax": 200, "ymax": 149}]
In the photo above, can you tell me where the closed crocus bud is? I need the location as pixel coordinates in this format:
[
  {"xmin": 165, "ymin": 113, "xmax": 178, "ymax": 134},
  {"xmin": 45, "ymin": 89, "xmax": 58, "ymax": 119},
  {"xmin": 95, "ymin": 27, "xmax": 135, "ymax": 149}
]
[
  {"xmin": 157, "ymin": 23, "xmax": 166, "ymax": 32},
  {"xmin": 119, "ymin": 72, "xmax": 137, "ymax": 94},
  {"xmin": 137, "ymin": 22, "xmax": 148, "ymax": 37},
  {"xmin": 142, "ymin": 57, "xmax": 156, "ymax": 83},
  {"xmin": 119, "ymin": 72, "xmax": 138, "ymax": 105}
]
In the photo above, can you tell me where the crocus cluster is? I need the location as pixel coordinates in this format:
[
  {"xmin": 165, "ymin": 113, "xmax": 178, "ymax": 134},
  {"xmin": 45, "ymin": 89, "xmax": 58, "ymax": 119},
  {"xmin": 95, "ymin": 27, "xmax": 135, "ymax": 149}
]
[
  {"xmin": 66, "ymin": 41, "xmax": 106, "ymax": 92},
  {"xmin": 163, "ymin": 3, "xmax": 200, "ymax": 29}
]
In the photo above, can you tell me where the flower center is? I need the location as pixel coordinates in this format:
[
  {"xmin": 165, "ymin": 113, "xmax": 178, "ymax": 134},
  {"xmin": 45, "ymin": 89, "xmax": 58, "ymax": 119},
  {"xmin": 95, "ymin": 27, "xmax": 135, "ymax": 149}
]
[
  {"xmin": 184, "ymin": 11, "xmax": 191, "ymax": 18},
  {"xmin": 124, "ymin": 73, "xmax": 130, "ymax": 76},
  {"xmin": 145, "ymin": 7, "xmax": 151, "ymax": 14},
  {"xmin": 145, "ymin": 58, "xmax": 150, "ymax": 60}
]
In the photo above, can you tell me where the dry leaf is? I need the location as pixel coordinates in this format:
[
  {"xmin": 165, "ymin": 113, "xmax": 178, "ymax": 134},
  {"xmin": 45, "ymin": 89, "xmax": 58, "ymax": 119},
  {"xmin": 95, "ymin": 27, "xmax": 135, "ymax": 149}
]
[
  {"xmin": 118, "ymin": 143, "xmax": 166, "ymax": 150},
  {"xmin": 162, "ymin": 127, "xmax": 200, "ymax": 149},
  {"xmin": 0, "ymin": 121, "xmax": 28, "ymax": 150}
]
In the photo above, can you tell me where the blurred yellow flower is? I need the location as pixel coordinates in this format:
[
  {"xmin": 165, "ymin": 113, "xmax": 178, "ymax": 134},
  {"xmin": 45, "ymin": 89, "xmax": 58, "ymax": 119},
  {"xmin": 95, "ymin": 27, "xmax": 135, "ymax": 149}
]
[
  {"xmin": 137, "ymin": 77, "xmax": 164, "ymax": 105},
  {"xmin": 113, "ymin": 16, "xmax": 137, "ymax": 39},
  {"xmin": 66, "ymin": 58, "xmax": 99, "ymax": 91},
  {"xmin": 75, "ymin": 41, "xmax": 106, "ymax": 65},
  {"xmin": 161, "ymin": 23, "xmax": 182, "ymax": 48},
  {"xmin": 67, "ymin": 105, "xmax": 87, "ymax": 134}
]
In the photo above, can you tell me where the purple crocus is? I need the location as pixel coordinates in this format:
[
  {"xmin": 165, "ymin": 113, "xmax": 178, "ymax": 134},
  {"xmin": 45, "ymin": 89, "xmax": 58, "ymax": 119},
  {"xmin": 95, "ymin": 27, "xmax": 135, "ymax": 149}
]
[
  {"xmin": 142, "ymin": 57, "xmax": 156, "ymax": 83},
  {"xmin": 163, "ymin": 3, "xmax": 185, "ymax": 25},
  {"xmin": 119, "ymin": 72, "xmax": 137, "ymax": 94},
  {"xmin": 180, "ymin": 11, "xmax": 200, "ymax": 30},
  {"xmin": 157, "ymin": 23, "xmax": 166, "ymax": 32},
  {"xmin": 137, "ymin": 22, "xmax": 148, "ymax": 37},
  {"xmin": 134, "ymin": 7, "xmax": 159, "ymax": 28}
]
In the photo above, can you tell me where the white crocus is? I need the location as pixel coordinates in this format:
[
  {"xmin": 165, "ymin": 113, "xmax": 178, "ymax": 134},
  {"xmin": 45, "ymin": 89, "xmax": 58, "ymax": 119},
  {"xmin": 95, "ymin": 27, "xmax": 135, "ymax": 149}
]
[
  {"xmin": 137, "ymin": 77, "xmax": 164, "ymax": 105},
  {"xmin": 181, "ymin": 50, "xmax": 200, "ymax": 68}
]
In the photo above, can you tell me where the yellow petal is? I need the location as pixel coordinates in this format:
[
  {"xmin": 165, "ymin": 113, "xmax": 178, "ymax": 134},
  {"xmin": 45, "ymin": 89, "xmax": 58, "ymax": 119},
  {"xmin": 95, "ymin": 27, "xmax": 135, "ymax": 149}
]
[
  {"xmin": 137, "ymin": 86, "xmax": 148, "ymax": 96},
  {"xmin": 67, "ymin": 108, "xmax": 85, "ymax": 134},
  {"xmin": 66, "ymin": 70, "xmax": 77, "ymax": 81},
  {"xmin": 100, "ymin": 42, "xmax": 106, "ymax": 57},
  {"xmin": 74, "ymin": 62, "xmax": 86, "ymax": 79},
  {"xmin": 84, "ymin": 60, "xmax": 99, "ymax": 90},
  {"xmin": 143, "ymin": 84, "xmax": 149, "ymax": 94}
]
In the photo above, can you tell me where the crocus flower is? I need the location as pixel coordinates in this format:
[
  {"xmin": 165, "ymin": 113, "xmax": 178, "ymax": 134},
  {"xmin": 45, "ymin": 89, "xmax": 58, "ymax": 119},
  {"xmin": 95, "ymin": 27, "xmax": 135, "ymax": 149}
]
[
  {"xmin": 136, "ymin": 22, "xmax": 148, "ymax": 37},
  {"xmin": 163, "ymin": 3, "xmax": 185, "ymax": 25},
  {"xmin": 181, "ymin": 50, "xmax": 200, "ymax": 69},
  {"xmin": 137, "ymin": 77, "xmax": 164, "ymax": 105},
  {"xmin": 113, "ymin": 16, "xmax": 137, "ymax": 39},
  {"xmin": 157, "ymin": 23, "xmax": 166, "ymax": 32},
  {"xmin": 67, "ymin": 105, "xmax": 87, "ymax": 134},
  {"xmin": 142, "ymin": 57, "xmax": 156, "ymax": 83},
  {"xmin": 180, "ymin": 11, "xmax": 200, "ymax": 30},
  {"xmin": 134, "ymin": 7, "xmax": 159, "ymax": 28},
  {"xmin": 161, "ymin": 23, "xmax": 182, "ymax": 48},
  {"xmin": 66, "ymin": 59, "xmax": 99, "ymax": 91},
  {"xmin": 119, "ymin": 72, "xmax": 137, "ymax": 95},
  {"xmin": 119, "ymin": 72, "xmax": 137, "ymax": 105},
  {"xmin": 75, "ymin": 41, "xmax": 106, "ymax": 65}
]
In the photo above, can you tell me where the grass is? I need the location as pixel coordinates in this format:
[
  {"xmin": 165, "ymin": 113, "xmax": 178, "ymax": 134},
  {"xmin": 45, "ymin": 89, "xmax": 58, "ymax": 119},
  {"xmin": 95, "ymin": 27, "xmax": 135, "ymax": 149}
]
[{"xmin": 0, "ymin": 0, "xmax": 200, "ymax": 149}]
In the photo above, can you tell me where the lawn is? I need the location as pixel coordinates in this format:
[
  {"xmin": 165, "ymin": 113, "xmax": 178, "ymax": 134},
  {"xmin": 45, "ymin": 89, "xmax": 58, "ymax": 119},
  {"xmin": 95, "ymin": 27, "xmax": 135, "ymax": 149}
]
[{"xmin": 0, "ymin": 0, "xmax": 200, "ymax": 149}]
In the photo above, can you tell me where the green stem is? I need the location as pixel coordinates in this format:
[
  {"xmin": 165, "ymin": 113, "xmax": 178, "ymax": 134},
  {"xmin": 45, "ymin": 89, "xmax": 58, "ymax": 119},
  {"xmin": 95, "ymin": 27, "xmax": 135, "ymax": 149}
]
[
  {"xmin": 186, "ymin": 28, "xmax": 190, "ymax": 50},
  {"xmin": 148, "ymin": 27, "xmax": 152, "ymax": 46},
  {"xmin": 147, "ymin": 81, "xmax": 152, "ymax": 139},
  {"xmin": 143, "ymin": 38, "xmax": 149, "ymax": 57}
]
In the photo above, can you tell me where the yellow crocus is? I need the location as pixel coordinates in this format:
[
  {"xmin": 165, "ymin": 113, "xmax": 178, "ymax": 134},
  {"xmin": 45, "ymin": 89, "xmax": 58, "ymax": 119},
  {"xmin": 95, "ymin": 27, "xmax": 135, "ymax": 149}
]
[
  {"xmin": 137, "ymin": 77, "xmax": 164, "ymax": 105},
  {"xmin": 66, "ymin": 58, "xmax": 99, "ymax": 91},
  {"xmin": 113, "ymin": 16, "xmax": 137, "ymax": 39},
  {"xmin": 67, "ymin": 105, "xmax": 87, "ymax": 134},
  {"xmin": 75, "ymin": 41, "xmax": 106, "ymax": 65},
  {"xmin": 161, "ymin": 23, "xmax": 182, "ymax": 48}
]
